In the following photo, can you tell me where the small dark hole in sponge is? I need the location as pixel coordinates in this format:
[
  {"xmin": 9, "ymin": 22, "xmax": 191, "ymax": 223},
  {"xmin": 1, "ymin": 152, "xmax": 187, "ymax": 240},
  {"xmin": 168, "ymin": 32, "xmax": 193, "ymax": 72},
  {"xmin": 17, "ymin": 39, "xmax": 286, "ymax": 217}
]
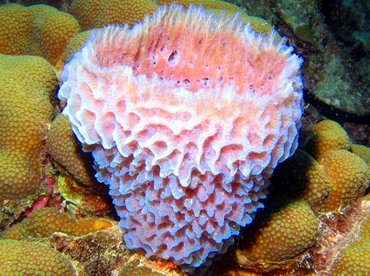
[{"xmin": 168, "ymin": 50, "xmax": 179, "ymax": 65}]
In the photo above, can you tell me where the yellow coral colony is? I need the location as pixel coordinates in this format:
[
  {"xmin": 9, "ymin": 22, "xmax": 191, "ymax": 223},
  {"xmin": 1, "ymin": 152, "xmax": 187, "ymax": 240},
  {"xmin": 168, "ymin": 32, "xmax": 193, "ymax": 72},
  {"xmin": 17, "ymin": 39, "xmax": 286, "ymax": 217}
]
[
  {"xmin": 0, "ymin": 54, "xmax": 56, "ymax": 200},
  {"xmin": 69, "ymin": 0, "xmax": 158, "ymax": 30},
  {"xmin": 0, "ymin": 4, "xmax": 80, "ymax": 65},
  {"xmin": 0, "ymin": 239, "xmax": 75, "ymax": 275}
]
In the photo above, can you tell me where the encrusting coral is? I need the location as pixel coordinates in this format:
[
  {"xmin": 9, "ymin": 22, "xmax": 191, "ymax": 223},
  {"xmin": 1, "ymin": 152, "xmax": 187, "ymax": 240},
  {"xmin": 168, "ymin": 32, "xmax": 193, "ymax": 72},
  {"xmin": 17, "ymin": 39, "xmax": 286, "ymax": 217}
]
[
  {"xmin": 351, "ymin": 143, "xmax": 370, "ymax": 168},
  {"xmin": 208, "ymin": 8, "xmax": 274, "ymax": 35},
  {"xmin": 46, "ymin": 114, "xmax": 113, "ymax": 213},
  {"xmin": 275, "ymin": 120, "xmax": 369, "ymax": 213},
  {"xmin": 69, "ymin": 0, "xmax": 158, "ymax": 31},
  {"xmin": 57, "ymin": 174, "xmax": 113, "ymax": 214},
  {"xmin": 319, "ymin": 149, "xmax": 368, "ymax": 212},
  {"xmin": 0, "ymin": 54, "xmax": 56, "ymax": 200},
  {"xmin": 330, "ymin": 239, "xmax": 370, "ymax": 274},
  {"xmin": 0, "ymin": 207, "xmax": 113, "ymax": 240},
  {"xmin": 276, "ymin": 0, "xmax": 316, "ymax": 44},
  {"xmin": 0, "ymin": 1, "xmax": 368, "ymax": 274},
  {"xmin": 46, "ymin": 114, "xmax": 97, "ymax": 187},
  {"xmin": 358, "ymin": 215, "xmax": 370, "ymax": 240},
  {"xmin": 0, "ymin": 239, "xmax": 75, "ymax": 275},
  {"xmin": 118, "ymin": 260, "xmax": 164, "ymax": 276},
  {"xmin": 329, "ymin": 211, "xmax": 370, "ymax": 275},
  {"xmin": 273, "ymin": 149, "xmax": 329, "ymax": 210},
  {"xmin": 157, "ymin": 0, "xmax": 240, "ymax": 11},
  {"xmin": 0, "ymin": 3, "xmax": 80, "ymax": 65},
  {"xmin": 58, "ymin": 4, "xmax": 303, "ymax": 267},
  {"xmin": 306, "ymin": 119, "xmax": 351, "ymax": 160},
  {"xmin": 233, "ymin": 199, "xmax": 319, "ymax": 272},
  {"xmin": 226, "ymin": 120, "xmax": 369, "ymax": 274},
  {"xmin": 46, "ymin": 224, "xmax": 183, "ymax": 275},
  {"xmin": 55, "ymin": 30, "xmax": 91, "ymax": 74}
]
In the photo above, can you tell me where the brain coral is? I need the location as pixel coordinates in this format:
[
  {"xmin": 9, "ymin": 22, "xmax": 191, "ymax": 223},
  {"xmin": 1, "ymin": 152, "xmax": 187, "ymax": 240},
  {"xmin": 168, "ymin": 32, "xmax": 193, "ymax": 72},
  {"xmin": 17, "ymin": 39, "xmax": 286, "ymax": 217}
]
[
  {"xmin": 0, "ymin": 239, "xmax": 75, "ymax": 275},
  {"xmin": 58, "ymin": 4, "xmax": 303, "ymax": 267},
  {"xmin": 0, "ymin": 54, "xmax": 56, "ymax": 200},
  {"xmin": 69, "ymin": 0, "xmax": 158, "ymax": 31},
  {"xmin": 0, "ymin": 3, "xmax": 80, "ymax": 65}
]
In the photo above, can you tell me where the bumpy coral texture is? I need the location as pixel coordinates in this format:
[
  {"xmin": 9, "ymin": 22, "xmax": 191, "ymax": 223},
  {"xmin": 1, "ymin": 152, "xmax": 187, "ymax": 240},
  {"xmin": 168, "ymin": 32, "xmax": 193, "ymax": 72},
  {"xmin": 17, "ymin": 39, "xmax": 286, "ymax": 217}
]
[
  {"xmin": 183, "ymin": 2, "xmax": 272, "ymax": 36},
  {"xmin": 158, "ymin": 0, "xmax": 240, "ymax": 11},
  {"xmin": 351, "ymin": 144, "xmax": 370, "ymax": 178},
  {"xmin": 0, "ymin": 54, "xmax": 56, "ymax": 200},
  {"xmin": 352, "ymin": 144, "xmax": 370, "ymax": 163},
  {"xmin": 56, "ymin": 30, "xmax": 90, "ymax": 74},
  {"xmin": 330, "ymin": 238, "xmax": 370, "ymax": 274},
  {"xmin": 0, "ymin": 207, "xmax": 112, "ymax": 240},
  {"xmin": 0, "ymin": 239, "xmax": 75, "ymax": 275},
  {"xmin": 47, "ymin": 114, "xmax": 97, "ymax": 187},
  {"xmin": 119, "ymin": 260, "xmax": 163, "ymax": 276},
  {"xmin": 307, "ymin": 120, "xmax": 351, "ymax": 160},
  {"xmin": 236, "ymin": 199, "xmax": 319, "ymax": 271},
  {"xmin": 273, "ymin": 149, "xmax": 329, "ymax": 210},
  {"xmin": 319, "ymin": 149, "xmax": 368, "ymax": 212},
  {"xmin": 0, "ymin": 4, "xmax": 80, "ymax": 65},
  {"xmin": 208, "ymin": 8, "xmax": 274, "ymax": 35},
  {"xmin": 70, "ymin": 0, "xmax": 158, "ymax": 31},
  {"xmin": 59, "ymin": 5, "xmax": 303, "ymax": 266},
  {"xmin": 359, "ymin": 216, "xmax": 370, "ymax": 240}
]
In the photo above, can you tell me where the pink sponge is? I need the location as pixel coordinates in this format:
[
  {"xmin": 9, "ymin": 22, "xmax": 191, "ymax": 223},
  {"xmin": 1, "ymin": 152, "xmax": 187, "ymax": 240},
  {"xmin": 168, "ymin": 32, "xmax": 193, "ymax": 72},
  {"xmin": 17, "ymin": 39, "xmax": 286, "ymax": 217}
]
[{"xmin": 59, "ymin": 4, "xmax": 303, "ymax": 267}]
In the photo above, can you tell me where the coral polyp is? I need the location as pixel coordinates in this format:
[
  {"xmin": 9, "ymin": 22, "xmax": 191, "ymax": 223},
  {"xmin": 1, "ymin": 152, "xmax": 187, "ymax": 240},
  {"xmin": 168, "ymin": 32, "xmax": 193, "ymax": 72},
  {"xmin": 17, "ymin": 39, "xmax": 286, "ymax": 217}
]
[
  {"xmin": 0, "ymin": 239, "xmax": 75, "ymax": 275},
  {"xmin": 58, "ymin": 4, "xmax": 303, "ymax": 267}
]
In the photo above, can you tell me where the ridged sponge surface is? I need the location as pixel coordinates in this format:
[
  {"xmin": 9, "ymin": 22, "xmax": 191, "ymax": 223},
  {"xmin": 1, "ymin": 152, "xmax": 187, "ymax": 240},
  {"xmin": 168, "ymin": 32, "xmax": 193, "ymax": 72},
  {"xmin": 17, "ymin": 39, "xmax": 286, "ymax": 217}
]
[{"xmin": 59, "ymin": 5, "xmax": 303, "ymax": 267}]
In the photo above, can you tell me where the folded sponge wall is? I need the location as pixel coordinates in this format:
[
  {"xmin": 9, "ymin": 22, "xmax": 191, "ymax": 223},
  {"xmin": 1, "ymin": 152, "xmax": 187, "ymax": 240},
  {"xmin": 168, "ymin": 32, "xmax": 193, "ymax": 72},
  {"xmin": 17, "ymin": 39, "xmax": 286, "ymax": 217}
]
[{"xmin": 59, "ymin": 4, "xmax": 303, "ymax": 267}]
